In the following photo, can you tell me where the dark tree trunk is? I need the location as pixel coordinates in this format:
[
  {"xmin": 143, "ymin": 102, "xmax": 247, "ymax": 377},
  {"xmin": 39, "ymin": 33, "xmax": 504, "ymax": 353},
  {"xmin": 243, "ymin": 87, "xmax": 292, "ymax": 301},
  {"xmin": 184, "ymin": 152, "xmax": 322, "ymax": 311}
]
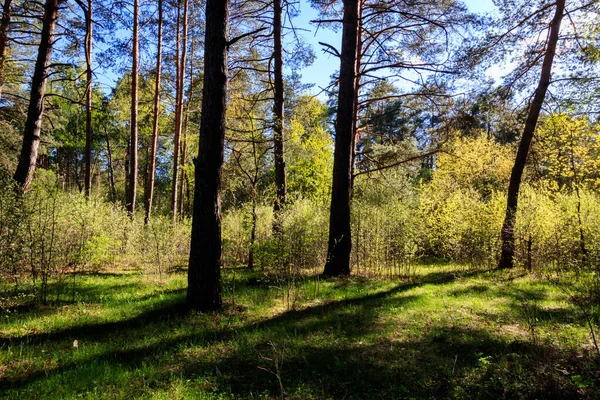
[
  {"xmin": 13, "ymin": 0, "xmax": 63, "ymax": 191},
  {"xmin": 323, "ymin": 0, "xmax": 359, "ymax": 277},
  {"xmin": 84, "ymin": 0, "xmax": 93, "ymax": 198},
  {"xmin": 187, "ymin": 0, "xmax": 228, "ymax": 312},
  {"xmin": 272, "ymin": 0, "xmax": 286, "ymax": 215},
  {"xmin": 0, "ymin": 0, "xmax": 12, "ymax": 99},
  {"xmin": 350, "ymin": 1, "xmax": 362, "ymax": 194},
  {"xmin": 144, "ymin": 0, "xmax": 163, "ymax": 225},
  {"xmin": 127, "ymin": 0, "xmax": 139, "ymax": 217},
  {"xmin": 171, "ymin": 0, "xmax": 188, "ymax": 222},
  {"xmin": 498, "ymin": 0, "xmax": 565, "ymax": 269}
]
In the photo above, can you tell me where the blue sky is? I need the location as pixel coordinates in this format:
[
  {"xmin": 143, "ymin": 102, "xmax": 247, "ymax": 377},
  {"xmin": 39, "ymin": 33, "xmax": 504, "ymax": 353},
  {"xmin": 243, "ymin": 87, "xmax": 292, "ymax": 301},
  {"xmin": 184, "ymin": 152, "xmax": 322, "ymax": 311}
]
[
  {"xmin": 294, "ymin": 0, "xmax": 497, "ymax": 98},
  {"xmin": 94, "ymin": 0, "xmax": 498, "ymax": 96}
]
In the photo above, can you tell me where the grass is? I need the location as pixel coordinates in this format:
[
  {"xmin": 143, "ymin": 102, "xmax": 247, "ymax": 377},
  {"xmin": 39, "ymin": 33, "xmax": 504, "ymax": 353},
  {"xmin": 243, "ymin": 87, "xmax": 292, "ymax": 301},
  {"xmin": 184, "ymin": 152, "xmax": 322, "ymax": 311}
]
[{"xmin": 0, "ymin": 264, "xmax": 599, "ymax": 399}]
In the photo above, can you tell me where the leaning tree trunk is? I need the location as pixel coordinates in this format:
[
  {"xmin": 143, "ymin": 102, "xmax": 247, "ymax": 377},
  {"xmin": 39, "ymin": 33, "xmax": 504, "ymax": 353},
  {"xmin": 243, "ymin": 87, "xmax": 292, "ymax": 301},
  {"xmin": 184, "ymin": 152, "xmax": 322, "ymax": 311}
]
[
  {"xmin": 187, "ymin": 0, "xmax": 228, "ymax": 311},
  {"xmin": 13, "ymin": 0, "xmax": 63, "ymax": 191},
  {"xmin": 272, "ymin": 0, "xmax": 286, "ymax": 217},
  {"xmin": 498, "ymin": 0, "xmax": 565, "ymax": 269},
  {"xmin": 144, "ymin": 0, "xmax": 163, "ymax": 225},
  {"xmin": 83, "ymin": 0, "xmax": 93, "ymax": 198},
  {"xmin": 127, "ymin": 0, "xmax": 139, "ymax": 217},
  {"xmin": 323, "ymin": 0, "xmax": 360, "ymax": 277},
  {"xmin": 0, "ymin": 0, "xmax": 12, "ymax": 99}
]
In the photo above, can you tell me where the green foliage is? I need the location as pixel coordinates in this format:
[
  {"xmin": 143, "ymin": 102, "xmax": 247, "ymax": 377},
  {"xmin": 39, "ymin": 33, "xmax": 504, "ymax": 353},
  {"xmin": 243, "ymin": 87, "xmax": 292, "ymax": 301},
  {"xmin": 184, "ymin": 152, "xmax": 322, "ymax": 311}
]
[
  {"xmin": 533, "ymin": 113, "xmax": 600, "ymax": 190},
  {"xmin": 222, "ymin": 198, "xmax": 328, "ymax": 274},
  {"xmin": 0, "ymin": 170, "xmax": 190, "ymax": 305},
  {"xmin": 420, "ymin": 135, "xmax": 512, "ymax": 266},
  {"xmin": 286, "ymin": 96, "xmax": 333, "ymax": 202}
]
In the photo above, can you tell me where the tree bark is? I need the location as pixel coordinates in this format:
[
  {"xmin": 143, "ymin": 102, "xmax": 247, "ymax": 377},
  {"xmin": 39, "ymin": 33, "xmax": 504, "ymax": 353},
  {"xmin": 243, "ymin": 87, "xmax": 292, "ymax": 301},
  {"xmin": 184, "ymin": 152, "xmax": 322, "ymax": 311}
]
[
  {"xmin": 171, "ymin": 0, "xmax": 188, "ymax": 222},
  {"xmin": 187, "ymin": 0, "xmax": 228, "ymax": 311},
  {"xmin": 127, "ymin": 0, "xmax": 139, "ymax": 217},
  {"xmin": 323, "ymin": 0, "xmax": 359, "ymax": 277},
  {"xmin": 350, "ymin": 0, "xmax": 362, "ymax": 194},
  {"xmin": 144, "ymin": 0, "xmax": 163, "ymax": 225},
  {"xmin": 272, "ymin": 0, "xmax": 286, "ymax": 215},
  {"xmin": 0, "ymin": 0, "xmax": 12, "ymax": 100},
  {"xmin": 84, "ymin": 0, "xmax": 93, "ymax": 198},
  {"xmin": 498, "ymin": 0, "xmax": 565, "ymax": 269},
  {"xmin": 13, "ymin": 0, "xmax": 63, "ymax": 191}
]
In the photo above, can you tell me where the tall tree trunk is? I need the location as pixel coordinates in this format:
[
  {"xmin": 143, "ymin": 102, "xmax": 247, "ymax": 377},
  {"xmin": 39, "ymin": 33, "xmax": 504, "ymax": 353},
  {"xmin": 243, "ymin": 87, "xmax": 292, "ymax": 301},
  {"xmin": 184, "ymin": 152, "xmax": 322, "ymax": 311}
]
[
  {"xmin": 84, "ymin": 0, "xmax": 93, "ymax": 198},
  {"xmin": 171, "ymin": 0, "xmax": 188, "ymax": 222},
  {"xmin": 179, "ymin": 40, "xmax": 194, "ymax": 218},
  {"xmin": 323, "ymin": 0, "xmax": 359, "ymax": 277},
  {"xmin": 350, "ymin": 0, "xmax": 362, "ymax": 194},
  {"xmin": 498, "ymin": 0, "xmax": 565, "ymax": 269},
  {"xmin": 127, "ymin": 0, "xmax": 139, "ymax": 217},
  {"xmin": 0, "ymin": 0, "xmax": 12, "ymax": 100},
  {"xmin": 272, "ymin": 0, "xmax": 286, "ymax": 215},
  {"xmin": 144, "ymin": 0, "xmax": 163, "ymax": 225},
  {"xmin": 13, "ymin": 0, "xmax": 63, "ymax": 191},
  {"xmin": 187, "ymin": 0, "xmax": 228, "ymax": 312}
]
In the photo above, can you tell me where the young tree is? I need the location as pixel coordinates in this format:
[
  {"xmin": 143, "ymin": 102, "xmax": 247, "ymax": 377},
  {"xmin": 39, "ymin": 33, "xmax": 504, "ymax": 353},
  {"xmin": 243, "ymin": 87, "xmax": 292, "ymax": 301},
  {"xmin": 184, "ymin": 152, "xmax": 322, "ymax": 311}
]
[
  {"xmin": 13, "ymin": 0, "xmax": 65, "ymax": 191},
  {"xmin": 323, "ymin": 0, "xmax": 360, "ymax": 276},
  {"xmin": 187, "ymin": 0, "xmax": 229, "ymax": 311},
  {"xmin": 498, "ymin": 0, "xmax": 565, "ymax": 269}
]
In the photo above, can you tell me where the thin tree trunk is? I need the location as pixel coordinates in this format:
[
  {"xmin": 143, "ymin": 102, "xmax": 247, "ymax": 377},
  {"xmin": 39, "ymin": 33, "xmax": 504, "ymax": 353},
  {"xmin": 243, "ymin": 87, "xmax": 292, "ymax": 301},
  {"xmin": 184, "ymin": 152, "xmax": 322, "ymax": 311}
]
[
  {"xmin": 104, "ymin": 128, "xmax": 116, "ymax": 201},
  {"xmin": 0, "ymin": 0, "xmax": 12, "ymax": 100},
  {"xmin": 127, "ymin": 0, "xmax": 139, "ymax": 217},
  {"xmin": 84, "ymin": 0, "xmax": 93, "ymax": 198},
  {"xmin": 124, "ymin": 135, "xmax": 130, "ymax": 203},
  {"xmin": 178, "ymin": 40, "xmax": 194, "ymax": 218},
  {"xmin": 178, "ymin": 106, "xmax": 188, "ymax": 217},
  {"xmin": 13, "ymin": 0, "xmax": 63, "ymax": 191},
  {"xmin": 187, "ymin": 0, "xmax": 228, "ymax": 312},
  {"xmin": 272, "ymin": 0, "xmax": 286, "ymax": 215},
  {"xmin": 144, "ymin": 0, "xmax": 163, "ymax": 225},
  {"xmin": 323, "ymin": 0, "xmax": 359, "ymax": 277},
  {"xmin": 248, "ymin": 192, "xmax": 257, "ymax": 269},
  {"xmin": 171, "ymin": 0, "xmax": 188, "ymax": 222},
  {"xmin": 498, "ymin": 0, "xmax": 565, "ymax": 269}
]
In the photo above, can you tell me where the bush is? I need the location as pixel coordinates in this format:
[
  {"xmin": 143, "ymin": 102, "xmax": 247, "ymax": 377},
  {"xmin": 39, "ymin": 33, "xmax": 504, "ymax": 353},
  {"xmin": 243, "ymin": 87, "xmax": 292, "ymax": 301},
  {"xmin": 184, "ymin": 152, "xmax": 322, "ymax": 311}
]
[{"xmin": 0, "ymin": 170, "xmax": 191, "ymax": 304}]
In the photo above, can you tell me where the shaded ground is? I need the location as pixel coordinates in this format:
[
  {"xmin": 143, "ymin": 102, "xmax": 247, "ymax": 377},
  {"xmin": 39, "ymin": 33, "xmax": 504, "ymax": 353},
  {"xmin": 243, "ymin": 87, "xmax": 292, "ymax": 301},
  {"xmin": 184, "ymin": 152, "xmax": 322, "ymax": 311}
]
[{"xmin": 0, "ymin": 265, "xmax": 598, "ymax": 399}]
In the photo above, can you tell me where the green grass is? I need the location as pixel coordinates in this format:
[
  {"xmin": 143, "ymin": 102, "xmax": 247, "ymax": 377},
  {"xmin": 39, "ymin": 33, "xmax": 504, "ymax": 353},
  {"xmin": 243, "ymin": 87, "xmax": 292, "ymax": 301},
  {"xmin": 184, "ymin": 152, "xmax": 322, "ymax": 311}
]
[{"xmin": 1, "ymin": 265, "xmax": 598, "ymax": 399}]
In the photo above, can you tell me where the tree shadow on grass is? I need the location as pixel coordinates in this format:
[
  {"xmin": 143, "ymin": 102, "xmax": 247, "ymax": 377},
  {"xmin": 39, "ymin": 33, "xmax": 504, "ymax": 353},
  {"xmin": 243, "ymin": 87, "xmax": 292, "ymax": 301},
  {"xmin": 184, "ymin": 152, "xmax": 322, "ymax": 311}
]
[
  {"xmin": 0, "ymin": 267, "xmax": 488, "ymax": 348},
  {"xmin": 2, "ymin": 268, "xmax": 594, "ymax": 399}
]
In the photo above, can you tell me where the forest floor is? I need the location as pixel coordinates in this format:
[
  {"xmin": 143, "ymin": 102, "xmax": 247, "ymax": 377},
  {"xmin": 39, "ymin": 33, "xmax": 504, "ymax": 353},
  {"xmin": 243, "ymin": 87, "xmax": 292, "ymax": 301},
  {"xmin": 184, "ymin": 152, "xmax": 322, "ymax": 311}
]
[{"xmin": 0, "ymin": 264, "xmax": 599, "ymax": 399}]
